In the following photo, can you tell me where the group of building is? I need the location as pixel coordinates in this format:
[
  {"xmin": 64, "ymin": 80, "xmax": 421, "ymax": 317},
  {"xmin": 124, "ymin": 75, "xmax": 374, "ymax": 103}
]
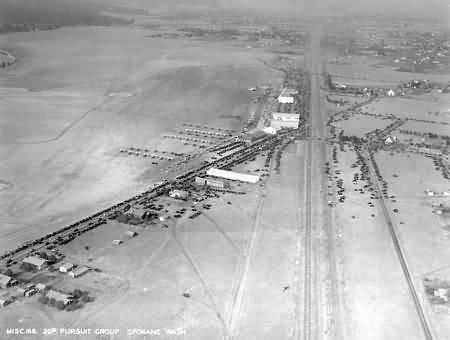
[
  {"xmin": 270, "ymin": 88, "xmax": 300, "ymax": 130},
  {"xmin": 168, "ymin": 168, "xmax": 260, "ymax": 200},
  {"xmin": 0, "ymin": 254, "xmax": 92, "ymax": 307},
  {"xmin": 20, "ymin": 255, "xmax": 92, "ymax": 278}
]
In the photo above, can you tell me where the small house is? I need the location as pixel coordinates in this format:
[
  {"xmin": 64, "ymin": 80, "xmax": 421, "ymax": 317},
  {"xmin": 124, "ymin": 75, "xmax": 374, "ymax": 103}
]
[
  {"xmin": 35, "ymin": 283, "xmax": 47, "ymax": 292},
  {"xmin": 387, "ymin": 89, "xmax": 396, "ymax": 97},
  {"xmin": 22, "ymin": 256, "xmax": 48, "ymax": 271},
  {"xmin": 434, "ymin": 288, "xmax": 449, "ymax": 302},
  {"xmin": 169, "ymin": 189, "xmax": 189, "ymax": 200},
  {"xmin": 112, "ymin": 239, "xmax": 123, "ymax": 245},
  {"xmin": 0, "ymin": 298, "xmax": 11, "ymax": 307},
  {"xmin": 263, "ymin": 126, "xmax": 277, "ymax": 135},
  {"xmin": 69, "ymin": 266, "xmax": 90, "ymax": 278},
  {"xmin": 206, "ymin": 178, "xmax": 228, "ymax": 189},
  {"xmin": 194, "ymin": 177, "xmax": 207, "ymax": 186},
  {"xmin": 16, "ymin": 287, "xmax": 26, "ymax": 296},
  {"xmin": 25, "ymin": 289, "xmax": 37, "ymax": 297},
  {"xmin": 125, "ymin": 231, "xmax": 138, "ymax": 238},
  {"xmin": 46, "ymin": 290, "xmax": 73, "ymax": 305},
  {"xmin": 59, "ymin": 263, "xmax": 75, "ymax": 273},
  {"xmin": 0, "ymin": 274, "xmax": 18, "ymax": 288}
]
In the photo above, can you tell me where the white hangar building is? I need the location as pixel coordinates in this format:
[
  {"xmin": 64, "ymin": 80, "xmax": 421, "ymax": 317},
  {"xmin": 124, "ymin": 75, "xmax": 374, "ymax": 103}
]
[
  {"xmin": 206, "ymin": 168, "xmax": 260, "ymax": 184},
  {"xmin": 277, "ymin": 88, "xmax": 298, "ymax": 104},
  {"xmin": 271, "ymin": 112, "xmax": 300, "ymax": 129}
]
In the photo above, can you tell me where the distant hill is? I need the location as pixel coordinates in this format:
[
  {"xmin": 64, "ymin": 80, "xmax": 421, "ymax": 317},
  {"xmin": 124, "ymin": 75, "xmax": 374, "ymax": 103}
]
[{"xmin": 0, "ymin": 0, "xmax": 132, "ymax": 34}]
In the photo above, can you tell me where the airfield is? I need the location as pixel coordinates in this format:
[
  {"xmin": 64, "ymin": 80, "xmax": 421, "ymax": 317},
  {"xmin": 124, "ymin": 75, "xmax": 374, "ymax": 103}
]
[{"xmin": 0, "ymin": 26, "xmax": 282, "ymax": 251}]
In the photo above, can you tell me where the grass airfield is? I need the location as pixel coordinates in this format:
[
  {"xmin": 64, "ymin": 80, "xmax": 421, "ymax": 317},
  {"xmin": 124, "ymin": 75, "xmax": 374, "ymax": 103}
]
[{"xmin": 0, "ymin": 26, "xmax": 282, "ymax": 252}]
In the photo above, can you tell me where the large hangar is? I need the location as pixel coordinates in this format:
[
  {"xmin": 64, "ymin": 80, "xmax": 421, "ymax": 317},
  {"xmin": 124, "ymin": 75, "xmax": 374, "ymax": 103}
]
[{"xmin": 206, "ymin": 168, "xmax": 260, "ymax": 183}]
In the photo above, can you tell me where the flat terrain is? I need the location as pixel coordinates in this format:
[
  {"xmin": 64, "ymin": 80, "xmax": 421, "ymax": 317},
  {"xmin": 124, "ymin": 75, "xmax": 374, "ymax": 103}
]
[
  {"xmin": 0, "ymin": 26, "xmax": 283, "ymax": 252},
  {"xmin": 332, "ymin": 147, "xmax": 424, "ymax": 340},
  {"xmin": 0, "ymin": 145, "xmax": 307, "ymax": 340},
  {"xmin": 327, "ymin": 74, "xmax": 450, "ymax": 339}
]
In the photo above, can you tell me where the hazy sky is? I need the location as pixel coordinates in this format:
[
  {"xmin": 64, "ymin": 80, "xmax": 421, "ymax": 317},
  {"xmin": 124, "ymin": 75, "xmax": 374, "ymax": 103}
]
[
  {"xmin": 0, "ymin": 0, "xmax": 447, "ymax": 22},
  {"xmin": 218, "ymin": 0, "xmax": 446, "ymax": 17}
]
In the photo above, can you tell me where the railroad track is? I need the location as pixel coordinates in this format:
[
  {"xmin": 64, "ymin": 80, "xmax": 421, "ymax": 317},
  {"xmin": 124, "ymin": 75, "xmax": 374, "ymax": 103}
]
[{"xmin": 363, "ymin": 148, "xmax": 434, "ymax": 340}]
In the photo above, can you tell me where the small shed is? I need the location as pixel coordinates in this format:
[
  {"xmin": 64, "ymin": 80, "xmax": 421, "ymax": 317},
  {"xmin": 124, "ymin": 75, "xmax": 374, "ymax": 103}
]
[
  {"xmin": 387, "ymin": 89, "xmax": 396, "ymax": 96},
  {"xmin": 0, "ymin": 274, "xmax": 18, "ymax": 288},
  {"xmin": 22, "ymin": 256, "xmax": 48, "ymax": 271},
  {"xmin": 0, "ymin": 298, "xmax": 11, "ymax": 307},
  {"xmin": 16, "ymin": 287, "xmax": 26, "ymax": 296},
  {"xmin": 46, "ymin": 290, "xmax": 73, "ymax": 305},
  {"xmin": 59, "ymin": 263, "xmax": 75, "ymax": 273},
  {"xmin": 169, "ymin": 189, "xmax": 189, "ymax": 200},
  {"xmin": 35, "ymin": 283, "xmax": 47, "ymax": 292},
  {"xmin": 112, "ymin": 239, "xmax": 123, "ymax": 245},
  {"xmin": 69, "ymin": 266, "xmax": 90, "ymax": 278},
  {"xmin": 194, "ymin": 177, "xmax": 207, "ymax": 186},
  {"xmin": 125, "ymin": 231, "xmax": 138, "ymax": 238},
  {"xmin": 25, "ymin": 289, "xmax": 37, "ymax": 297}
]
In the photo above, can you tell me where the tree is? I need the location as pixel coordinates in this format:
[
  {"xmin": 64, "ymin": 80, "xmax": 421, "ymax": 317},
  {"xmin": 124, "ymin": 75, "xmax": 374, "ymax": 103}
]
[
  {"xmin": 4, "ymin": 269, "xmax": 13, "ymax": 276},
  {"xmin": 56, "ymin": 301, "xmax": 66, "ymax": 311},
  {"xmin": 21, "ymin": 262, "xmax": 35, "ymax": 272},
  {"xmin": 65, "ymin": 303, "xmax": 76, "ymax": 312},
  {"xmin": 72, "ymin": 289, "xmax": 83, "ymax": 299},
  {"xmin": 38, "ymin": 295, "xmax": 49, "ymax": 305},
  {"xmin": 81, "ymin": 294, "xmax": 92, "ymax": 303}
]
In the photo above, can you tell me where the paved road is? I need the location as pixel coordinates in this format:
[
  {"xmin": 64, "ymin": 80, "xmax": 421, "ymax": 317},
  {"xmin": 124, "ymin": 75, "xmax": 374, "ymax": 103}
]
[{"xmin": 302, "ymin": 27, "xmax": 342, "ymax": 340}]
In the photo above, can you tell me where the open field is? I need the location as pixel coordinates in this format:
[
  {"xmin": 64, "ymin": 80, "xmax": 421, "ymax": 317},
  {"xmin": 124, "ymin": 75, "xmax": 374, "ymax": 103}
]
[
  {"xmin": 334, "ymin": 114, "xmax": 394, "ymax": 138},
  {"xmin": 362, "ymin": 93, "xmax": 450, "ymax": 124},
  {"xmin": 0, "ymin": 143, "xmax": 309, "ymax": 339},
  {"xmin": 0, "ymin": 26, "xmax": 283, "ymax": 253},
  {"xmin": 332, "ymin": 146, "xmax": 425, "ymax": 340},
  {"xmin": 327, "ymin": 55, "xmax": 450, "ymax": 87},
  {"xmin": 326, "ymin": 53, "xmax": 450, "ymax": 339},
  {"xmin": 374, "ymin": 151, "xmax": 450, "ymax": 339}
]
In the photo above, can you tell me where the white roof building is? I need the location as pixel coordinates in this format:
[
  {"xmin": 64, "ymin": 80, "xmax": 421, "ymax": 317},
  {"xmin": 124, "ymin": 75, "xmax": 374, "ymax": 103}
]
[
  {"xmin": 169, "ymin": 189, "xmax": 189, "ymax": 199},
  {"xmin": 46, "ymin": 290, "xmax": 73, "ymax": 305},
  {"xmin": 277, "ymin": 88, "xmax": 298, "ymax": 104},
  {"xmin": 263, "ymin": 126, "xmax": 277, "ymax": 135},
  {"xmin": 69, "ymin": 266, "xmax": 90, "ymax": 278},
  {"xmin": 272, "ymin": 112, "xmax": 300, "ymax": 122},
  {"xmin": 35, "ymin": 283, "xmax": 47, "ymax": 291},
  {"xmin": 22, "ymin": 256, "xmax": 48, "ymax": 270},
  {"xmin": 0, "ymin": 298, "xmax": 11, "ymax": 307},
  {"xmin": 0, "ymin": 274, "xmax": 17, "ymax": 288},
  {"xmin": 125, "ymin": 230, "xmax": 138, "ymax": 238},
  {"xmin": 206, "ymin": 168, "xmax": 260, "ymax": 183},
  {"xmin": 59, "ymin": 263, "xmax": 75, "ymax": 273},
  {"xmin": 271, "ymin": 119, "xmax": 299, "ymax": 129}
]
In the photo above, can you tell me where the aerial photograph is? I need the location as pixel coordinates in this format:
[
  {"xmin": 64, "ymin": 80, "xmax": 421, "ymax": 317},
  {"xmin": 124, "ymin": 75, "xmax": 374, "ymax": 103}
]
[{"xmin": 0, "ymin": 0, "xmax": 449, "ymax": 339}]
